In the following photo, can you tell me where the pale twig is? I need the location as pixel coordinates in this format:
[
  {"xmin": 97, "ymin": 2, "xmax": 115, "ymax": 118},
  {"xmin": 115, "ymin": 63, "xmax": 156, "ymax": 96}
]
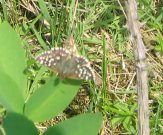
[{"xmin": 125, "ymin": 0, "xmax": 149, "ymax": 134}]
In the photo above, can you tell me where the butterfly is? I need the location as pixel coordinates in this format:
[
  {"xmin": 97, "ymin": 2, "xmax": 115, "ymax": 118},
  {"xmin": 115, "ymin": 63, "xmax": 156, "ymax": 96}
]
[{"xmin": 35, "ymin": 47, "xmax": 95, "ymax": 81}]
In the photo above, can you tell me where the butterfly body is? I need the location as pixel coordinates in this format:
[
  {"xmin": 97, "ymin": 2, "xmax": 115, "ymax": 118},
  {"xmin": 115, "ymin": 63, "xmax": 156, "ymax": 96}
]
[{"xmin": 36, "ymin": 47, "xmax": 95, "ymax": 81}]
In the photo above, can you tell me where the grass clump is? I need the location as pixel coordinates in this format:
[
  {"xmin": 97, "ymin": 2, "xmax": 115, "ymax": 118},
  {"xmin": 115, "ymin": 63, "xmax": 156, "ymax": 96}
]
[{"xmin": 0, "ymin": 0, "xmax": 162, "ymax": 134}]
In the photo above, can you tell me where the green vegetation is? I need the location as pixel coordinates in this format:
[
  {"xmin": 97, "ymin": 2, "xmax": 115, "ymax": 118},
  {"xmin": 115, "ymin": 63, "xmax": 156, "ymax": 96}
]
[{"xmin": 0, "ymin": 0, "xmax": 162, "ymax": 134}]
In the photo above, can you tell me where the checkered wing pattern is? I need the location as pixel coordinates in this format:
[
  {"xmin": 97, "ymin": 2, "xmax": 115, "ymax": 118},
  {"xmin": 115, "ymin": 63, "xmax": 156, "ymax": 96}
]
[{"xmin": 35, "ymin": 47, "xmax": 95, "ymax": 81}]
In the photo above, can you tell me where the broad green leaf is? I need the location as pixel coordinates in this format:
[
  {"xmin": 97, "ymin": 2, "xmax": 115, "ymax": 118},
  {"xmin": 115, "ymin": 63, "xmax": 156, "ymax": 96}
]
[
  {"xmin": 0, "ymin": 71, "xmax": 24, "ymax": 114},
  {"xmin": 25, "ymin": 77, "xmax": 81, "ymax": 122},
  {"xmin": 0, "ymin": 22, "xmax": 27, "ymax": 98},
  {"xmin": 43, "ymin": 113, "xmax": 103, "ymax": 135},
  {"xmin": 3, "ymin": 112, "xmax": 38, "ymax": 135}
]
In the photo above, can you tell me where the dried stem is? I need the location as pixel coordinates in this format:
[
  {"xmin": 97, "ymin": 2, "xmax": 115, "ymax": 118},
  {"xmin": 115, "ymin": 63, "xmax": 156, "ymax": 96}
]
[{"xmin": 125, "ymin": 0, "xmax": 149, "ymax": 135}]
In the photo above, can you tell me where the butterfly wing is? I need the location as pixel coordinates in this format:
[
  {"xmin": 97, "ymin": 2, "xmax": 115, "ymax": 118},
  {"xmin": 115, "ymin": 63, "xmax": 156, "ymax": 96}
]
[
  {"xmin": 36, "ymin": 48, "xmax": 95, "ymax": 81},
  {"xmin": 67, "ymin": 55, "xmax": 95, "ymax": 81},
  {"xmin": 35, "ymin": 47, "xmax": 69, "ymax": 76}
]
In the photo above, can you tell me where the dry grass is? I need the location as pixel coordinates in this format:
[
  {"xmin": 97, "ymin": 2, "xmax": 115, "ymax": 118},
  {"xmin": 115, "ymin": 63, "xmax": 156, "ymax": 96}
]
[{"xmin": 0, "ymin": 0, "xmax": 163, "ymax": 134}]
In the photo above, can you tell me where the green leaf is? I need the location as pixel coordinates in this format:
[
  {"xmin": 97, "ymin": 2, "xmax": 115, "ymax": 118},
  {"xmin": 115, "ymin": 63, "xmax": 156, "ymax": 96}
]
[
  {"xmin": 3, "ymin": 112, "xmax": 38, "ymax": 135},
  {"xmin": 43, "ymin": 113, "xmax": 103, "ymax": 135},
  {"xmin": 2, "ymin": 0, "xmax": 8, "ymax": 21},
  {"xmin": 114, "ymin": 102, "xmax": 130, "ymax": 114},
  {"xmin": 123, "ymin": 116, "xmax": 132, "ymax": 131},
  {"xmin": 130, "ymin": 103, "xmax": 137, "ymax": 113},
  {"xmin": 25, "ymin": 77, "xmax": 81, "ymax": 122},
  {"xmin": 38, "ymin": 0, "xmax": 51, "ymax": 23},
  {"xmin": 0, "ymin": 22, "xmax": 27, "ymax": 98},
  {"xmin": 0, "ymin": 71, "xmax": 24, "ymax": 114},
  {"xmin": 111, "ymin": 116, "xmax": 125, "ymax": 127},
  {"xmin": 30, "ymin": 16, "xmax": 47, "ymax": 50}
]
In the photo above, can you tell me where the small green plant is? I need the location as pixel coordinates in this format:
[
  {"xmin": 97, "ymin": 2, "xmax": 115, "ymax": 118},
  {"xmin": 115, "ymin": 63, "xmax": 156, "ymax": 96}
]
[{"xmin": 0, "ymin": 22, "xmax": 102, "ymax": 135}]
